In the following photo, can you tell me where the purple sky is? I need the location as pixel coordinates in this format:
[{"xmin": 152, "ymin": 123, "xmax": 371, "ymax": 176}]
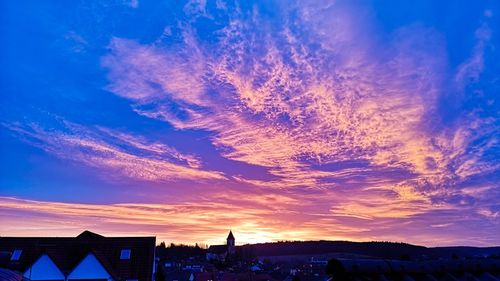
[{"xmin": 1, "ymin": 0, "xmax": 499, "ymax": 246}]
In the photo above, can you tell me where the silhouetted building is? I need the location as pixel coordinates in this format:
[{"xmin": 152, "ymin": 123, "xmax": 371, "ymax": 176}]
[
  {"xmin": 206, "ymin": 231, "xmax": 235, "ymax": 261},
  {"xmin": 227, "ymin": 231, "xmax": 235, "ymax": 255},
  {"xmin": 0, "ymin": 230, "xmax": 156, "ymax": 281}
]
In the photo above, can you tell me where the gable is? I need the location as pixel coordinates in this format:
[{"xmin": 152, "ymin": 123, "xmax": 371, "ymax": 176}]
[
  {"xmin": 23, "ymin": 254, "xmax": 65, "ymax": 281},
  {"xmin": 67, "ymin": 253, "xmax": 113, "ymax": 281}
]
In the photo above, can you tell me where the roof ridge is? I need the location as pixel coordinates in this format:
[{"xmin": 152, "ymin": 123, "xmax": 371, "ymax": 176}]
[{"xmin": 76, "ymin": 230, "xmax": 104, "ymax": 239}]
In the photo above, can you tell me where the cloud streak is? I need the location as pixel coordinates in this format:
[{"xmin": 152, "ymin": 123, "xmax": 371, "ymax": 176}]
[{"xmin": 3, "ymin": 121, "xmax": 225, "ymax": 182}]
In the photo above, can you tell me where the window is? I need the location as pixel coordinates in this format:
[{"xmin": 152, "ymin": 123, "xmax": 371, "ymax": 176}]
[
  {"xmin": 120, "ymin": 249, "xmax": 131, "ymax": 260},
  {"xmin": 11, "ymin": 249, "xmax": 22, "ymax": 261}
]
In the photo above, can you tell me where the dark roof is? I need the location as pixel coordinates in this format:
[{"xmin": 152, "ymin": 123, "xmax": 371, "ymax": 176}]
[
  {"xmin": 327, "ymin": 258, "xmax": 500, "ymax": 281},
  {"xmin": 0, "ymin": 268, "xmax": 27, "ymax": 281},
  {"xmin": 227, "ymin": 231, "xmax": 235, "ymax": 241},
  {"xmin": 0, "ymin": 230, "xmax": 155, "ymax": 281},
  {"xmin": 207, "ymin": 245, "xmax": 227, "ymax": 254}
]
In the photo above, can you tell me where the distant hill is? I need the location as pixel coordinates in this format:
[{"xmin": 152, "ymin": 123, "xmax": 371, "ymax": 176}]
[{"xmin": 238, "ymin": 241, "xmax": 500, "ymax": 260}]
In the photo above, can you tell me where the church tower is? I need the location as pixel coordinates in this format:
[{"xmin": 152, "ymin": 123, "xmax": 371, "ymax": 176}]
[{"xmin": 226, "ymin": 230, "xmax": 235, "ymax": 254}]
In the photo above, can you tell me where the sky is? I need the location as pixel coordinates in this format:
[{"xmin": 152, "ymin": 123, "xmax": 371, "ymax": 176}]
[{"xmin": 0, "ymin": 0, "xmax": 499, "ymax": 247}]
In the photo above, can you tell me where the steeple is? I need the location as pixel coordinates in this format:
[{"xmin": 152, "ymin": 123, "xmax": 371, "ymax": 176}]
[
  {"xmin": 227, "ymin": 230, "xmax": 235, "ymax": 241},
  {"xmin": 226, "ymin": 230, "xmax": 235, "ymax": 254}
]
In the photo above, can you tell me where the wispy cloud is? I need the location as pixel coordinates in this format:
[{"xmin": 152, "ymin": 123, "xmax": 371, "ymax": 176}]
[
  {"xmin": 2, "ymin": 121, "xmax": 225, "ymax": 182},
  {"xmin": 455, "ymin": 21, "xmax": 491, "ymax": 89}
]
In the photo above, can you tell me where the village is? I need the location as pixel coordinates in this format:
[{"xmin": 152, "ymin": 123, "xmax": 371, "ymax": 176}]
[{"xmin": 155, "ymin": 231, "xmax": 328, "ymax": 281}]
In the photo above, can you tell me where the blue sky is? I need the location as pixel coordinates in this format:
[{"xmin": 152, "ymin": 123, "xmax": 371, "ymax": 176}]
[{"xmin": 1, "ymin": 0, "xmax": 499, "ymax": 246}]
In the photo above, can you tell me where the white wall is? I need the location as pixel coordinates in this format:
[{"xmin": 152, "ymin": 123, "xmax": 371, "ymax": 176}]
[
  {"xmin": 23, "ymin": 254, "xmax": 65, "ymax": 281},
  {"xmin": 67, "ymin": 253, "xmax": 114, "ymax": 281}
]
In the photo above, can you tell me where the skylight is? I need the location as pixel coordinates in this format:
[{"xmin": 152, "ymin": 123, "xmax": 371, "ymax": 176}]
[
  {"xmin": 120, "ymin": 249, "xmax": 131, "ymax": 260},
  {"xmin": 11, "ymin": 249, "xmax": 22, "ymax": 261}
]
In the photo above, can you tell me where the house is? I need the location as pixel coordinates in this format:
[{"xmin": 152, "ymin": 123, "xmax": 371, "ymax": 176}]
[
  {"xmin": 206, "ymin": 231, "xmax": 235, "ymax": 262},
  {"xmin": 0, "ymin": 230, "xmax": 156, "ymax": 281}
]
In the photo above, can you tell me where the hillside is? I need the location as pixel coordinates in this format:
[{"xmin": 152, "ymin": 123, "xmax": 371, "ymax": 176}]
[{"xmin": 238, "ymin": 241, "xmax": 500, "ymax": 260}]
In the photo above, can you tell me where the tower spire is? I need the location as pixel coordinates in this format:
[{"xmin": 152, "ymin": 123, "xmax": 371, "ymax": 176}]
[{"xmin": 226, "ymin": 230, "xmax": 235, "ymax": 255}]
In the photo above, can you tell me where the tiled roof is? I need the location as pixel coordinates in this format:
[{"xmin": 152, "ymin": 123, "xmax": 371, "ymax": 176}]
[{"xmin": 0, "ymin": 230, "xmax": 155, "ymax": 281}]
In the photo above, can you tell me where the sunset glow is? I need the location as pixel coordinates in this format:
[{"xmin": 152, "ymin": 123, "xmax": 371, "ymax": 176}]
[{"xmin": 1, "ymin": 0, "xmax": 499, "ymax": 246}]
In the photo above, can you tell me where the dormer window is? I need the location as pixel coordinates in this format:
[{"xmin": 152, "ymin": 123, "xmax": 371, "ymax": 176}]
[
  {"xmin": 11, "ymin": 249, "xmax": 22, "ymax": 261},
  {"xmin": 120, "ymin": 249, "xmax": 131, "ymax": 260}
]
